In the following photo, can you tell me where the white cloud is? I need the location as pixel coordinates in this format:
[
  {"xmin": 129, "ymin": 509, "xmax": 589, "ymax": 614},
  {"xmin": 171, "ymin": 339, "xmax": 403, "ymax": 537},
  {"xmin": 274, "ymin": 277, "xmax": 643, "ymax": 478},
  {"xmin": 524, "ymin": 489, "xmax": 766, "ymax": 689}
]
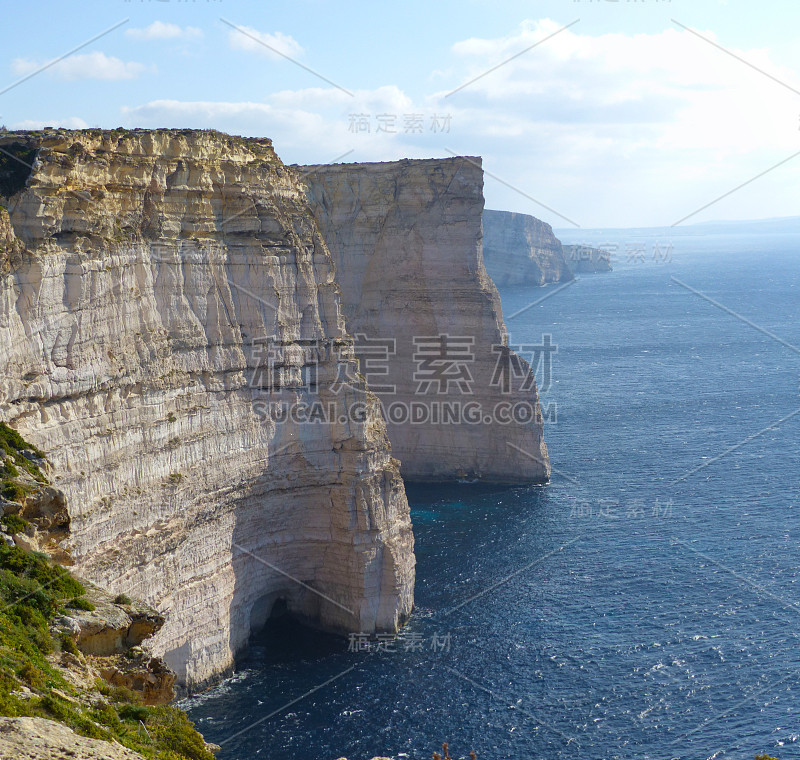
[
  {"xmin": 9, "ymin": 116, "xmax": 89, "ymax": 130},
  {"xmin": 11, "ymin": 52, "xmax": 153, "ymax": 81},
  {"xmin": 437, "ymin": 19, "xmax": 800, "ymax": 225},
  {"xmin": 227, "ymin": 26, "xmax": 303, "ymax": 60},
  {"xmin": 125, "ymin": 21, "xmax": 203, "ymax": 41},
  {"xmin": 121, "ymin": 20, "xmax": 800, "ymax": 227}
]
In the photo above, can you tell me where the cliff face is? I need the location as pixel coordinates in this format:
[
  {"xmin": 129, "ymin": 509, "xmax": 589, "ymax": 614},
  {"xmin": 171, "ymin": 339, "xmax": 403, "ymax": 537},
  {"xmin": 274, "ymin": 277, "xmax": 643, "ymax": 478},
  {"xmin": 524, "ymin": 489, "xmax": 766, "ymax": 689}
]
[
  {"xmin": 482, "ymin": 209, "xmax": 574, "ymax": 287},
  {"xmin": 301, "ymin": 159, "xmax": 550, "ymax": 484},
  {"xmin": 0, "ymin": 129, "xmax": 414, "ymax": 691}
]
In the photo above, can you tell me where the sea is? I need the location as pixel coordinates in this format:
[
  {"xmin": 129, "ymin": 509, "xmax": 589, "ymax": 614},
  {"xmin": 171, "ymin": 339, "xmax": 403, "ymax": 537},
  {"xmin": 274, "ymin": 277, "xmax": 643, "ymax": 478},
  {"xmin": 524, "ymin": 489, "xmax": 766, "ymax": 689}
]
[{"xmin": 182, "ymin": 224, "xmax": 800, "ymax": 760}]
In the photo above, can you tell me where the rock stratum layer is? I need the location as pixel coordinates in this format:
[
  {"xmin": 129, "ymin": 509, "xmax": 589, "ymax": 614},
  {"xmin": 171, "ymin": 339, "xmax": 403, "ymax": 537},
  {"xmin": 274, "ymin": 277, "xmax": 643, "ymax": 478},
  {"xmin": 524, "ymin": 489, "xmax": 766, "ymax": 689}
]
[
  {"xmin": 0, "ymin": 129, "xmax": 414, "ymax": 691},
  {"xmin": 482, "ymin": 209, "xmax": 574, "ymax": 287},
  {"xmin": 301, "ymin": 159, "xmax": 550, "ymax": 483}
]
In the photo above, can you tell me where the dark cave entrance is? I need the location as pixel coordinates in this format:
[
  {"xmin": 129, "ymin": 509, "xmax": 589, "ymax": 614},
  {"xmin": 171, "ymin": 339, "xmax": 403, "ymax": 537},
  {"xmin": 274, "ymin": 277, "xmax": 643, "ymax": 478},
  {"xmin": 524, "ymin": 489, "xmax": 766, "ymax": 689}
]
[
  {"xmin": 268, "ymin": 597, "xmax": 289, "ymax": 620},
  {"xmin": 247, "ymin": 595, "xmax": 346, "ymax": 665}
]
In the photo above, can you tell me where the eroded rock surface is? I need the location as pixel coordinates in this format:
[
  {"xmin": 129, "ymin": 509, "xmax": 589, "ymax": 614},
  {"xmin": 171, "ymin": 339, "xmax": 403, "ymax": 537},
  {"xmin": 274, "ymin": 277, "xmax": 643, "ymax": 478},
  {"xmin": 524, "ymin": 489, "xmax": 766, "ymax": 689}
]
[
  {"xmin": 0, "ymin": 129, "xmax": 414, "ymax": 691},
  {"xmin": 58, "ymin": 581, "xmax": 166, "ymax": 656}
]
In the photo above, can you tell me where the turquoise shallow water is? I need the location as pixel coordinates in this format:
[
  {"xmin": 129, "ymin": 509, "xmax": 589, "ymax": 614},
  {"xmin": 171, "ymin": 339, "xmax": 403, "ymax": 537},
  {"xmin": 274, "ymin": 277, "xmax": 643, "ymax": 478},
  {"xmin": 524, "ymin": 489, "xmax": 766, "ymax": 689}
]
[{"xmin": 183, "ymin": 231, "xmax": 800, "ymax": 760}]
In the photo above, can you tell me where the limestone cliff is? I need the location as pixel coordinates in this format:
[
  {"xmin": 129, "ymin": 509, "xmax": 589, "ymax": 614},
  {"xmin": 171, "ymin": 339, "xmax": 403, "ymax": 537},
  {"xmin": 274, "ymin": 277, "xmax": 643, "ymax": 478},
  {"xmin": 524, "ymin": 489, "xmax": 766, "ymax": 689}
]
[
  {"xmin": 482, "ymin": 209, "xmax": 573, "ymax": 287},
  {"xmin": 0, "ymin": 129, "xmax": 414, "ymax": 691},
  {"xmin": 300, "ymin": 159, "xmax": 550, "ymax": 484}
]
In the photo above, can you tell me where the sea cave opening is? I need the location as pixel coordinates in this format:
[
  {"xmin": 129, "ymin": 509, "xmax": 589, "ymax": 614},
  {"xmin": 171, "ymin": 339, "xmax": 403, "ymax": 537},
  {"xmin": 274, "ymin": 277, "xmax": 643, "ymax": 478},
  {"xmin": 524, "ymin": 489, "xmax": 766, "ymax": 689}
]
[{"xmin": 247, "ymin": 595, "xmax": 346, "ymax": 665}]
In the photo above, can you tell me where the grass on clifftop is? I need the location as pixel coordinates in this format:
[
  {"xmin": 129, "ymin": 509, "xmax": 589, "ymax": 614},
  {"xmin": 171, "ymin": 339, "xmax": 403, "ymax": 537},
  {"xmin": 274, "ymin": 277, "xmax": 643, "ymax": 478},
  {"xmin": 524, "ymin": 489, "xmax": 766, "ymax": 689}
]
[
  {"xmin": 0, "ymin": 543, "xmax": 213, "ymax": 760},
  {"xmin": 0, "ymin": 418, "xmax": 213, "ymax": 760}
]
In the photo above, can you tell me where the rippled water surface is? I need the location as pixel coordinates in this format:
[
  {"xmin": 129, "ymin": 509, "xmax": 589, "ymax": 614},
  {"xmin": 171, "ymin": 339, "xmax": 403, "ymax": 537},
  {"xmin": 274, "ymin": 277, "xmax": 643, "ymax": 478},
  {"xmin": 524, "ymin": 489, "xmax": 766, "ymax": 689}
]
[{"xmin": 184, "ymin": 232, "xmax": 800, "ymax": 760}]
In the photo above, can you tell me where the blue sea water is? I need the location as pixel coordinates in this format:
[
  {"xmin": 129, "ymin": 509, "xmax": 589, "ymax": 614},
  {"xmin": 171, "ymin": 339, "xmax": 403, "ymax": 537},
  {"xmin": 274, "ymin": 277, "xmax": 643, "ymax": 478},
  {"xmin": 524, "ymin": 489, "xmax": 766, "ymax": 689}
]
[{"xmin": 183, "ymin": 230, "xmax": 800, "ymax": 760}]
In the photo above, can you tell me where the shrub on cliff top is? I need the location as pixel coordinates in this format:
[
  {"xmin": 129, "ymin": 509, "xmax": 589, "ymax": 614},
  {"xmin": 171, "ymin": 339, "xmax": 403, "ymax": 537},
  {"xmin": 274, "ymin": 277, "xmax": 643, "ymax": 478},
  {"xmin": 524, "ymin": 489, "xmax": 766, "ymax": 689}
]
[
  {"xmin": 0, "ymin": 543, "xmax": 214, "ymax": 760},
  {"xmin": 1, "ymin": 514, "xmax": 29, "ymax": 535},
  {"xmin": 1, "ymin": 479, "xmax": 26, "ymax": 503},
  {"xmin": 0, "ymin": 144, "xmax": 37, "ymax": 197},
  {"xmin": 66, "ymin": 596, "xmax": 96, "ymax": 612}
]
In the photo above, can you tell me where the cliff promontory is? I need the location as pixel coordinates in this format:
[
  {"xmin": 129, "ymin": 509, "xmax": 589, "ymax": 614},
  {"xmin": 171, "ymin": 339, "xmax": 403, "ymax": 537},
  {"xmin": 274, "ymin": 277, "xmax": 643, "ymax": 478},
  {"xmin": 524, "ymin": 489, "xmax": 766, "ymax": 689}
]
[
  {"xmin": 482, "ymin": 210, "xmax": 614, "ymax": 287},
  {"xmin": 482, "ymin": 209, "xmax": 574, "ymax": 287},
  {"xmin": 302, "ymin": 159, "xmax": 550, "ymax": 484},
  {"xmin": 0, "ymin": 130, "xmax": 553, "ymax": 708}
]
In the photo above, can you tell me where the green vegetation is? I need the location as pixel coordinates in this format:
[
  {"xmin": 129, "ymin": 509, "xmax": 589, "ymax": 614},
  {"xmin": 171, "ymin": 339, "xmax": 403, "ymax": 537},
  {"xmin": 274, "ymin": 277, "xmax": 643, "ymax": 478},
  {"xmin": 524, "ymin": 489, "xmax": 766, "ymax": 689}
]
[
  {"xmin": 114, "ymin": 594, "xmax": 133, "ymax": 606},
  {"xmin": 66, "ymin": 597, "xmax": 95, "ymax": 612},
  {"xmin": 0, "ymin": 542, "xmax": 213, "ymax": 759},
  {"xmin": 0, "ymin": 514, "xmax": 29, "ymax": 535},
  {"xmin": 0, "ymin": 422, "xmax": 47, "ymax": 485},
  {"xmin": 0, "ymin": 543, "xmax": 85, "ymax": 716},
  {"xmin": 0, "ymin": 423, "xmax": 42, "ymax": 456},
  {"xmin": 1, "ymin": 459, "xmax": 19, "ymax": 478},
  {"xmin": 1, "ymin": 480, "xmax": 27, "ymax": 504},
  {"xmin": 59, "ymin": 633, "xmax": 79, "ymax": 657}
]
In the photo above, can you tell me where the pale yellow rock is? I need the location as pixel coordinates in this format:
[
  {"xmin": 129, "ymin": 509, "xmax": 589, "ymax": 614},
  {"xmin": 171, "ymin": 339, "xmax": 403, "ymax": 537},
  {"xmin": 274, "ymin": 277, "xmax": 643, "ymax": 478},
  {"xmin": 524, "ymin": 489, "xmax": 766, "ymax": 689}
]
[
  {"xmin": 301, "ymin": 158, "xmax": 550, "ymax": 483},
  {"xmin": 0, "ymin": 717, "xmax": 146, "ymax": 760},
  {"xmin": 0, "ymin": 129, "xmax": 414, "ymax": 691}
]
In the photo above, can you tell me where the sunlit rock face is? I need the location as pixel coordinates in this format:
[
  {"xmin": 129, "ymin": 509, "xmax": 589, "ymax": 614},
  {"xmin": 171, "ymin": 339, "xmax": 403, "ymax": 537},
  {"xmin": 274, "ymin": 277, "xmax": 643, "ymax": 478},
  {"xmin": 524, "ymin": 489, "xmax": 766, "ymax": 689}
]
[
  {"xmin": 300, "ymin": 158, "xmax": 550, "ymax": 484},
  {"xmin": 0, "ymin": 129, "xmax": 414, "ymax": 691}
]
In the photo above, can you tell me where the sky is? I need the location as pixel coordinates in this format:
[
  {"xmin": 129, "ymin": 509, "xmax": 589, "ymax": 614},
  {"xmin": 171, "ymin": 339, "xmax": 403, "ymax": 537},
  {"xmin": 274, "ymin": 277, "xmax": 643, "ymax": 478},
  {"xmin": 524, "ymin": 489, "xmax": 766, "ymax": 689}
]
[{"xmin": 1, "ymin": 0, "xmax": 799, "ymax": 228}]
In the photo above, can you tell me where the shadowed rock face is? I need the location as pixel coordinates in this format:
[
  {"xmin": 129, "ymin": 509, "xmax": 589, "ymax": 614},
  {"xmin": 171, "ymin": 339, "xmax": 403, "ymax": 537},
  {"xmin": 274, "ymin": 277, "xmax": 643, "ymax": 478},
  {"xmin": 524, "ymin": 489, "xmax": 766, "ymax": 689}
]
[
  {"xmin": 482, "ymin": 209, "xmax": 574, "ymax": 287},
  {"xmin": 0, "ymin": 129, "xmax": 414, "ymax": 691},
  {"xmin": 300, "ymin": 158, "xmax": 550, "ymax": 484}
]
